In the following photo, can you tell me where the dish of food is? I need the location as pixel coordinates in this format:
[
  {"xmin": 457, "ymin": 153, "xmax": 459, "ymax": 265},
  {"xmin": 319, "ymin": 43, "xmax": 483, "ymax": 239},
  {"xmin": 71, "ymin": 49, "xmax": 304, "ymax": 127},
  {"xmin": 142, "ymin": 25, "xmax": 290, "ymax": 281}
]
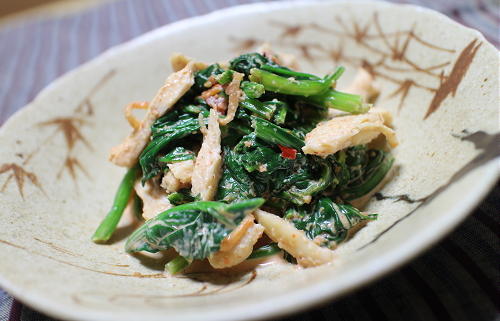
[
  {"xmin": 0, "ymin": 2, "xmax": 497, "ymax": 321},
  {"xmin": 92, "ymin": 50, "xmax": 398, "ymax": 272}
]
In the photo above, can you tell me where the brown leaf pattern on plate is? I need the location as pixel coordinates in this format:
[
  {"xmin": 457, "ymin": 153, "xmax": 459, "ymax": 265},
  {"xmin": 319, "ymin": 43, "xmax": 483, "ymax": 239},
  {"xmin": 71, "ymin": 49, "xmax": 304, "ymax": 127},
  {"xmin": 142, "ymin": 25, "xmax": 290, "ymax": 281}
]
[
  {"xmin": 0, "ymin": 70, "xmax": 115, "ymax": 198},
  {"xmin": 0, "ymin": 163, "xmax": 45, "ymax": 199},
  {"xmin": 231, "ymin": 12, "xmax": 481, "ymax": 118}
]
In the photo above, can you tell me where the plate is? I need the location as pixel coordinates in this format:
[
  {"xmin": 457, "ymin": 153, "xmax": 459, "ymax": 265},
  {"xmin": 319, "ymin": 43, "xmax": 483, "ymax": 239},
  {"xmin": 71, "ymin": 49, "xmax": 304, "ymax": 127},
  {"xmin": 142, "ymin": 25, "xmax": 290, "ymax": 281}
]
[{"xmin": 0, "ymin": 1, "xmax": 498, "ymax": 320}]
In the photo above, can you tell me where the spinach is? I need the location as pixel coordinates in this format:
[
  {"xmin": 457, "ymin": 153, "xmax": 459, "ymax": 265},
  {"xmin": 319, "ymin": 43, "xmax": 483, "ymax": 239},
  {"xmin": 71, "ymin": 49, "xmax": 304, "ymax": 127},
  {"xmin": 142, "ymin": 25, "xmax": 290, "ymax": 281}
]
[
  {"xmin": 286, "ymin": 197, "xmax": 377, "ymax": 249},
  {"xmin": 335, "ymin": 147, "xmax": 395, "ymax": 200},
  {"xmin": 216, "ymin": 147, "xmax": 256, "ymax": 202},
  {"xmin": 193, "ymin": 63, "xmax": 225, "ymax": 92},
  {"xmin": 159, "ymin": 147, "xmax": 195, "ymax": 163},
  {"xmin": 125, "ymin": 198, "xmax": 265, "ymax": 259},
  {"xmin": 229, "ymin": 53, "xmax": 278, "ymax": 76},
  {"xmin": 139, "ymin": 116, "xmax": 200, "ymax": 181}
]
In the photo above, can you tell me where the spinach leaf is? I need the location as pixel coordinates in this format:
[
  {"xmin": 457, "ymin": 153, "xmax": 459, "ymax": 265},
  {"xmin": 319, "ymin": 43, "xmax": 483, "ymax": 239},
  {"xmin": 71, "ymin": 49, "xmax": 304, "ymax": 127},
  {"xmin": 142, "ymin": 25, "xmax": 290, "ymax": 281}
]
[
  {"xmin": 159, "ymin": 147, "xmax": 195, "ymax": 163},
  {"xmin": 125, "ymin": 198, "xmax": 265, "ymax": 259},
  {"xmin": 229, "ymin": 53, "xmax": 278, "ymax": 76},
  {"xmin": 140, "ymin": 116, "xmax": 201, "ymax": 182},
  {"xmin": 216, "ymin": 147, "xmax": 256, "ymax": 202},
  {"xmin": 335, "ymin": 147, "xmax": 394, "ymax": 200},
  {"xmin": 193, "ymin": 63, "xmax": 225, "ymax": 92},
  {"xmin": 286, "ymin": 197, "xmax": 377, "ymax": 249}
]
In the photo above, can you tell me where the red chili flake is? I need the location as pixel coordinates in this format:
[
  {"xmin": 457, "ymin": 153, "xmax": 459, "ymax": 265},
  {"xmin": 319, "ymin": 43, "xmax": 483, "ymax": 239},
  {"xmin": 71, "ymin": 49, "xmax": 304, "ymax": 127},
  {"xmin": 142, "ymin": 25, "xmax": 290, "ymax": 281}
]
[{"xmin": 278, "ymin": 144, "xmax": 297, "ymax": 159}]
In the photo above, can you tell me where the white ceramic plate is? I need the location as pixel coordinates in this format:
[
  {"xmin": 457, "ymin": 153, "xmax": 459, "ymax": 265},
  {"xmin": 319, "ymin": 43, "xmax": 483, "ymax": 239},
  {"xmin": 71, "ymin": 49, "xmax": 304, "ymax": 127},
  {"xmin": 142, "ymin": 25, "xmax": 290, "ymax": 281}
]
[{"xmin": 0, "ymin": 1, "xmax": 498, "ymax": 321}]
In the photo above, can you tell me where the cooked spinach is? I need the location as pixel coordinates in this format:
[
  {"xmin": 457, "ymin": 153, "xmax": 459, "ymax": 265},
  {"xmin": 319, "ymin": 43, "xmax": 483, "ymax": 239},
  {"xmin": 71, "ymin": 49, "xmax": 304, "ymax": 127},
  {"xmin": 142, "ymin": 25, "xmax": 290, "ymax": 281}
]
[
  {"xmin": 159, "ymin": 147, "xmax": 195, "ymax": 163},
  {"xmin": 103, "ymin": 52, "xmax": 398, "ymax": 267},
  {"xmin": 286, "ymin": 197, "xmax": 377, "ymax": 249},
  {"xmin": 125, "ymin": 198, "xmax": 265, "ymax": 259}
]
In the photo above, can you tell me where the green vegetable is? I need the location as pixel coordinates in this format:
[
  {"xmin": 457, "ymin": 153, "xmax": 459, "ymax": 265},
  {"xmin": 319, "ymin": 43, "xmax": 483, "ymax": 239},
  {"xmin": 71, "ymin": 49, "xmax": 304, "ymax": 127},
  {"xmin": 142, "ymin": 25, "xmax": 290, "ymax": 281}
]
[
  {"xmin": 159, "ymin": 147, "xmax": 195, "ymax": 163},
  {"xmin": 140, "ymin": 117, "xmax": 200, "ymax": 181},
  {"xmin": 165, "ymin": 256, "xmax": 191, "ymax": 274},
  {"xmin": 280, "ymin": 158, "xmax": 334, "ymax": 205},
  {"xmin": 240, "ymin": 98, "xmax": 276, "ymax": 120},
  {"xmin": 180, "ymin": 104, "xmax": 210, "ymax": 116},
  {"xmin": 217, "ymin": 70, "xmax": 234, "ymax": 85},
  {"xmin": 229, "ymin": 53, "xmax": 277, "ymax": 76},
  {"xmin": 272, "ymin": 101, "xmax": 289, "ymax": 125},
  {"xmin": 252, "ymin": 117, "xmax": 304, "ymax": 150},
  {"xmin": 167, "ymin": 190, "xmax": 195, "ymax": 205},
  {"xmin": 260, "ymin": 64, "xmax": 321, "ymax": 80},
  {"xmin": 241, "ymin": 81, "xmax": 265, "ymax": 99},
  {"xmin": 92, "ymin": 166, "xmax": 138, "ymax": 243},
  {"xmin": 194, "ymin": 64, "xmax": 225, "ymax": 91},
  {"xmin": 286, "ymin": 197, "xmax": 377, "ymax": 249},
  {"xmin": 341, "ymin": 150, "xmax": 394, "ymax": 200},
  {"xmin": 216, "ymin": 147, "xmax": 256, "ymax": 202},
  {"xmin": 125, "ymin": 198, "xmax": 265, "ymax": 259},
  {"xmin": 249, "ymin": 68, "xmax": 339, "ymax": 97},
  {"xmin": 308, "ymin": 89, "xmax": 370, "ymax": 114},
  {"xmin": 248, "ymin": 243, "xmax": 282, "ymax": 259}
]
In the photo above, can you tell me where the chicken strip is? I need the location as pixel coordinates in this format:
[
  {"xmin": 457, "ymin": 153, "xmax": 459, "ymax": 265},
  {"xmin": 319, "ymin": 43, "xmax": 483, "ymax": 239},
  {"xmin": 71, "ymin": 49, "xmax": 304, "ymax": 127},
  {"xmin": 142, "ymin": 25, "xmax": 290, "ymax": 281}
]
[
  {"xmin": 254, "ymin": 210, "xmax": 335, "ymax": 267},
  {"xmin": 134, "ymin": 180, "xmax": 172, "ymax": 220},
  {"xmin": 191, "ymin": 109, "xmax": 222, "ymax": 200},
  {"xmin": 170, "ymin": 53, "xmax": 207, "ymax": 72},
  {"xmin": 167, "ymin": 159, "xmax": 194, "ymax": 184},
  {"xmin": 109, "ymin": 62, "xmax": 198, "ymax": 167},
  {"xmin": 208, "ymin": 216, "xmax": 265, "ymax": 269},
  {"xmin": 303, "ymin": 108, "xmax": 398, "ymax": 157}
]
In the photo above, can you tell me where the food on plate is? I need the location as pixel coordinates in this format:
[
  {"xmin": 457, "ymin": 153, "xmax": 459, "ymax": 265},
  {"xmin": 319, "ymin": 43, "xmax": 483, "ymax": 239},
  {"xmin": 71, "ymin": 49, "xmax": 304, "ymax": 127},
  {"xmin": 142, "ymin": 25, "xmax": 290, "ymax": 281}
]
[{"xmin": 92, "ymin": 49, "xmax": 397, "ymax": 273}]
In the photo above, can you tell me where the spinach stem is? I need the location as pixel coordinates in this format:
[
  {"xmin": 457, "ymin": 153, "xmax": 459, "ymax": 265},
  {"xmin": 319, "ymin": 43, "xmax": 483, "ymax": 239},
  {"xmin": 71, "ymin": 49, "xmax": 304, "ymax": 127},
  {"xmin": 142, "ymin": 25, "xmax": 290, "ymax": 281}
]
[
  {"xmin": 165, "ymin": 256, "xmax": 190, "ymax": 274},
  {"xmin": 92, "ymin": 166, "xmax": 138, "ymax": 243},
  {"xmin": 252, "ymin": 117, "xmax": 304, "ymax": 150}
]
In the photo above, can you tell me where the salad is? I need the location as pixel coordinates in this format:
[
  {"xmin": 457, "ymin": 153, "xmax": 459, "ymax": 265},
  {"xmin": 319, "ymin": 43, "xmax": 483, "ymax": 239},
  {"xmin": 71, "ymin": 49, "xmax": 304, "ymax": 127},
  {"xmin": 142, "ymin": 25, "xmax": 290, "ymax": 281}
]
[{"xmin": 92, "ymin": 48, "xmax": 397, "ymax": 273}]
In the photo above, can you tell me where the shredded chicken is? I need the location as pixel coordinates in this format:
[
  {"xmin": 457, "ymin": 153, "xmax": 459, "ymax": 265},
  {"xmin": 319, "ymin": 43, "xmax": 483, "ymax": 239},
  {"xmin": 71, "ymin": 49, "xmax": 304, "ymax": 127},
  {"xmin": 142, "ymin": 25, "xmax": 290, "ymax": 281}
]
[
  {"xmin": 303, "ymin": 108, "xmax": 398, "ymax": 157},
  {"xmin": 219, "ymin": 215, "xmax": 255, "ymax": 252},
  {"xmin": 109, "ymin": 62, "xmax": 198, "ymax": 167},
  {"xmin": 191, "ymin": 109, "xmax": 222, "ymax": 200},
  {"xmin": 208, "ymin": 216, "xmax": 264, "ymax": 269},
  {"xmin": 134, "ymin": 180, "xmax": 172, "ymax": 220},
  {"xmin": 218, "ymin": 72, "xmax": 244, "ymax": 125},
  {"xmin": 170, "ymin": 53, "xmax": 207, "ymax": 72},
  {"xmin": 161, "ymin": 171, "xmax": 188, "ymax": 193},
  {"xmin": 167, "ymin": 159, "xmax": 194, "ymax": 184},
  {"xmin": 255, "ymin": 210, "xmax": 335, "ymax": 267}
]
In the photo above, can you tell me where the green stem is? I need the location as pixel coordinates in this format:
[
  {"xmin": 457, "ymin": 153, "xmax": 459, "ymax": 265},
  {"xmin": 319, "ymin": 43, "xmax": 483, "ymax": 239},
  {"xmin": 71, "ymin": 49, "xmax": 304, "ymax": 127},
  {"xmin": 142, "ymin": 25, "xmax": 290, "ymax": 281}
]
[
  {"xmin": 241, "ymin": 81, "xmax": 265, "ymax": 99},
  {"xmin": 260, "ymin": 65, "xmax": 321, "ymax": 80},
  {"xmin": 240, "ymin": 98, "xmax": 276, "ymax": 120},
  {"xmin": 308, "ymin": 89, "xmax": 370, "ymax": 114},
  {"xmin": 92, "ymin": 166, "xmax": 138, "ymax": 243},
  {"xmin": 252, "ymin": 117, "xmax": 304, "ymax": 150},
  {"xmin": 165, "ymin": 256, "xmax": 190, "ymax": 274},
  {"xmin": 249, "ymin": 68, "xmax": 334, "ymax": 97}
]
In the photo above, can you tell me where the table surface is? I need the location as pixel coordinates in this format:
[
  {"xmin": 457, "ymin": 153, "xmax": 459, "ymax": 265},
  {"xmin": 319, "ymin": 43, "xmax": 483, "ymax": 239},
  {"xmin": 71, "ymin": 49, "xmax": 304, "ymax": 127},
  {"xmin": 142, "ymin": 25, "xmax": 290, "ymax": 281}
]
[{"xmin": 0, "ymin": 0, "xmax": 498, "ymax": 320}]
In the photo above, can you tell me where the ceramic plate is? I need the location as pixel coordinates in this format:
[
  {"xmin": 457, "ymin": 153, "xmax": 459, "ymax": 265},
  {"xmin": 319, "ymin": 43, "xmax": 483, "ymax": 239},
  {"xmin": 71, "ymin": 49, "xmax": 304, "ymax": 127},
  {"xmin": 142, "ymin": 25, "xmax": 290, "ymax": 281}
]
[{"xmin": 0, "ymin": 1, "xmax": 498, "ymax": 321}]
